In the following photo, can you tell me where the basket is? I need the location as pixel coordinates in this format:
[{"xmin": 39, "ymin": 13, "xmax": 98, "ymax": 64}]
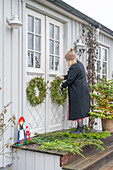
[{"xmin": 102, "ymin": 119, "xmax": 113, "ymax": 133}]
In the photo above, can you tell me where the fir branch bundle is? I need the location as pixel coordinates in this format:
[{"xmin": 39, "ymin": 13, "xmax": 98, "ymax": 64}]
[{"xmin": 25, "ymin": 129, "xmax": 111, "ymax": 157}]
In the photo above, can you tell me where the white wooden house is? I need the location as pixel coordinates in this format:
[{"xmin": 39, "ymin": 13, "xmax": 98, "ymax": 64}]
[{"xmin": 0, "ymin": 0, "xmax": 113, "ymax": 169}]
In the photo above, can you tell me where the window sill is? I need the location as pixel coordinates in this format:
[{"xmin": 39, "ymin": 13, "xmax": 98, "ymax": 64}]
[
  {"xmin": 49, "ymin": 71, "xmax": 63, "ymax": 77},
  {"xmin": 27, "ymin": 70, "xmax": 44, "ymax": 75}
]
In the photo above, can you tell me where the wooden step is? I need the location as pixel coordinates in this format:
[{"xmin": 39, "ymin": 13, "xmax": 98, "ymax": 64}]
[
  {"xmin": 98, "ymin": 160, "xmax": 113, "ymax": 170},
  {"xmin": 62, "ymin": 143, "xmax": 113, "ymax": 170},
  {"xmin": 60, "ymin": 133, "xmax": 113, "ymax": 166}
]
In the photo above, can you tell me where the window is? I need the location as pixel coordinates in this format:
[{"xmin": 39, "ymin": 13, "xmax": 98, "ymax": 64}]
[
  {"xmin": 49, "ymin": 24, "xmax": 60, "ymax": 71},
  {"xmin": 27, "ymin": 12, "xmax": 63, "ymax": 74},
  {"xmin": 27, "ymin": 15, "xmax": 41, "ymax": 69},
  {"xmin": 96, "ymin": 46, "xmax": 108, "ymax": 80}
]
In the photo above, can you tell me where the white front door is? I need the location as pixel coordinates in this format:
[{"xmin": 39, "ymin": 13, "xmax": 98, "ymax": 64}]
[
  {"xmin": 26, "ymin": 9, "xmax": 64, "ymax": 135},
  {"xmin": 26, "ymin": 9, "xmax": 46, "ymax": 136},
  {"xmin": 46, "ymin": 16, "xmax": 64, "ymax": 132}
]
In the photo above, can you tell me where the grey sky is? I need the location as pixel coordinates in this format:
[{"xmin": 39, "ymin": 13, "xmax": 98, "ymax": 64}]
[{"xmin": 62, "ymin": 0, "xmax": 113, "ymax": 31}]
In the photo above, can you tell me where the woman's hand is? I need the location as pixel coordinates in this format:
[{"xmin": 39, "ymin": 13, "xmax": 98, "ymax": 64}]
[
  {"xmin": 60, "ymin": 83, "xmax": 65, "ymax": 90},
  {"xmin": 60, "ymin": 83, "xmax": 63, "ymax": 88},
  {"xmin": 56, "ymin": 75, "xmax": 64, "ymax": 80}
]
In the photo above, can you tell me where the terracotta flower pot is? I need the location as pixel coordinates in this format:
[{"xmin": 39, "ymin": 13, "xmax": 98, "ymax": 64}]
[{"xmin": 102, "ymin": 119, "xmax": 113, "ymax": 133}]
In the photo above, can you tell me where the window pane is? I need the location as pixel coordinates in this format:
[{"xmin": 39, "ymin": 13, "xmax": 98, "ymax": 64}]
[
  {"xmin": 28, "ymin": 33, "xmax": 34, "ymax": 50},
  {"xmin": 35, "ymin": 36, "xmax": 41, "ymax": 51},
  {"xmin": 35, "ymin": 18, "xmax": 41, "ymax": 34},
  {"xmin": 102, "ymin": 62, "xmax": 107, "ymax": 74},
  {"xmin": 28, "ymin": 51, "xmax": 34, "ymax": 67},
  {"xmin": 97, "ymin": 74, "xmax": 100, "ymax": 81},
  {"xmin": 55, "ymin": 57, "xmax": 59, "ymax": 71},
  {"xmin": 55, "ymin": 26, "xmax": 59, "ymax": 40},
  {"xmin": 49, "ymin": 56, "xmax": 54, "ymax": 70},
  {"xmin": 102, "ymin": 75, "xmax": 106, "ymax": 79},
  {"xmin": 49, "ymin": 40, "xmax": 54, "ymax": 54},
  {"xmin": 105, "ymin": 50, "xmax": 107, "ymax": 61},
  {"xmin": 28, "ymin": 16, "xmax": 34, "ymax": 32},
  {"xmin": 102, "ymin": 49, "xmax": 107, "ymax": 61},
  {"xmin": 97, "ymin": 47, "xmax": 101, "ymax": 60},
  {"xmin": 35, "ymin": 53, "xmax": 41, "ymax": 68},
  {"xmin": 97, "ymin": 61, "xmax": 100, "ymax": 73},
  {"xmin": 55, "ymin": 42, "xmax": 59, "ymax": 55},
  {"xmin": 49, "ymin": 24, "xmax": 54, "ymax": 39}
]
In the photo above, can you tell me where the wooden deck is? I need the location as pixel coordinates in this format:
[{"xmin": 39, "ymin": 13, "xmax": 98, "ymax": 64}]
[{"xmin": 12, "ymin": 134, "xmax": 113, "ymax": 170}]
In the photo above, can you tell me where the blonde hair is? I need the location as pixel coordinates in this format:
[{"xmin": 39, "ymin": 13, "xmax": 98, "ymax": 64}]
[{"xmin": 67, "ymin": 58, "xmax": 77, "ymax": 67}]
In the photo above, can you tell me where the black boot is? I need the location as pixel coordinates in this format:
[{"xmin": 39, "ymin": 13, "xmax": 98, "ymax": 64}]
[
  {"xmin": 70, "ymin": 124, "xmax": 79, "ymax": 134},
  {"xmin": 75, "ymin": 126, "xmax": 85, "ymax": 134}
]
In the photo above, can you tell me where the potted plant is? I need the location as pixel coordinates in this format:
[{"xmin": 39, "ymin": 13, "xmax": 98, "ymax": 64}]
[{"xmin": 89, "ymin": 78, "xmax": 113, "ymax": 132}]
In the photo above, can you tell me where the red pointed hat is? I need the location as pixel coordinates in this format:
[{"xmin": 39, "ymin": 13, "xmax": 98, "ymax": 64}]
[
  {"xmin": 65, "ymin": 48, "xmax": 76, "ymax": 60},
  {"xmin": 19, "ymin": 116, "xmax": 25, "ymax": 123}
]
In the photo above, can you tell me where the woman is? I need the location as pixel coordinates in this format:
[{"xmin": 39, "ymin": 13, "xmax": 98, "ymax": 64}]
[{"xmin": 58, "ymin": 48, "xmax": 90, "ymax": 133}]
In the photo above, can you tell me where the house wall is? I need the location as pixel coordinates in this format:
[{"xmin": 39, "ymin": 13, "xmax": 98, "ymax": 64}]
[
  {"xmin": 0, "ymin": 0, "xmax": 24, "ymax": 168},
  {"xmin": 0, "ymin": 0, "xmax": 113, "ymax": 168},
  {"xmin": 12, "ymin": 149, "xmax": 61, "ymax": 170},
  {"xmin": 0, "ymin": 167, "xmax": 9, "ymax": 170}
]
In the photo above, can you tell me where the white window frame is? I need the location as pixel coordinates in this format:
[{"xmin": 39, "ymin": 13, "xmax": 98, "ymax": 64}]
[
  {"xmin": 96, "ymin": 45, "xmax": 108, "ymax": 80},
  {"xmin": 46, "ymin": 16, "xmax": 63, "ymax": 76},
  {"xmin": 26, "ymin": 9, "xmax": 45, "ymax": 74}
]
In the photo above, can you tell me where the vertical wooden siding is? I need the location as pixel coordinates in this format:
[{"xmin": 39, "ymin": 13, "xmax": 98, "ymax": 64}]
[
  {"xmin": 0, "ymin": 0, "xmax": 4, "ymax": 167},
  {"xmin": 0, "ymin": 0, "xmax": 13, "ymax": 167},
  {"xmin": 0, "ymin": 0, "xmax": 24, "ymax": 167},
  {"xmin": 12, "ymin": 150, "xmax": 62, "ymax": 170}
]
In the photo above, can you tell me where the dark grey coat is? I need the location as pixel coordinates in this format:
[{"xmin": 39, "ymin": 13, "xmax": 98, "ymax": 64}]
[{"xmin": 62, "ymin": 60, "xmax": 90, "ymax": 120}]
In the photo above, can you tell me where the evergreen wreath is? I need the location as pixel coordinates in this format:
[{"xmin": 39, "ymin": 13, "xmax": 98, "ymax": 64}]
[
  {"xmin": 26, "ymin": 77, "xmax": 47, "ymax": 107},
  {"xmin": 50, "ymin": 79, "xmax": 68, "ymax": 106}
]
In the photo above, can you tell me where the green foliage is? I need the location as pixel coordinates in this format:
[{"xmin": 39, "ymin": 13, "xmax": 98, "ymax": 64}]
[
  {"xmin": 39, "ymin": 140, "xmax": 84, "ymax": 157},
  {"xmin": 50, "ymin": 79, "xmax": 68, "ymax": 106},
  {"xmin": 89, "ymin": 78, "xmax": 113, "ymax": 119},
  {"xmin": 26, "ymin": 77, "xmax": 47, "ymax": 107},
  {"xmin": 25, "ymin": 129, "xmax": 111, "ymax": 157}
]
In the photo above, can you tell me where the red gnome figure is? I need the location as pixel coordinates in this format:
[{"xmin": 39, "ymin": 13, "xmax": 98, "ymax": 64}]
[{"xmin": 25, "ymin": 126, "xmax": 31, "ymax": 140}]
